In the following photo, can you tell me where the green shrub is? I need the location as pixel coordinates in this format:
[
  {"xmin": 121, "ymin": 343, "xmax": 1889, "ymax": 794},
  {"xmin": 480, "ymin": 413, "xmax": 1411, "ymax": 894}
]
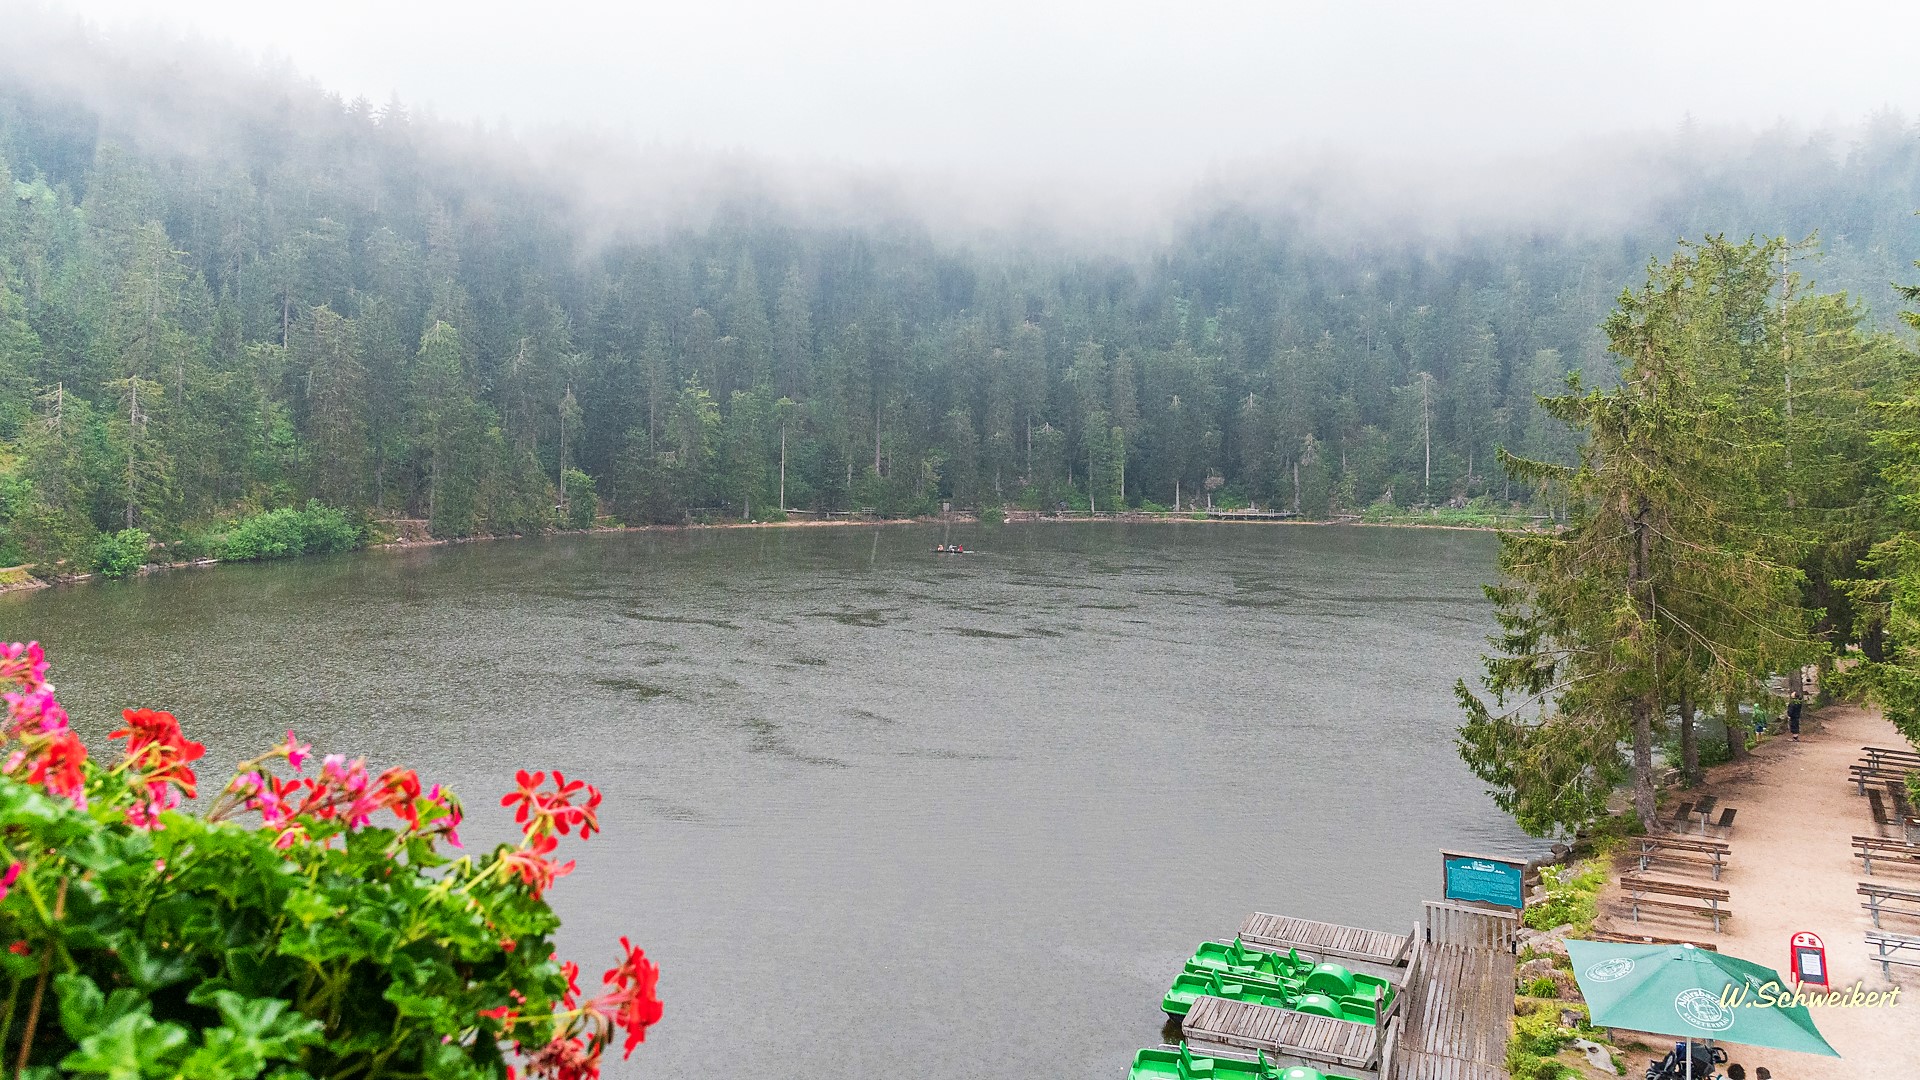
[
  {"xmin": 979, "ymin": 505, "xmax": 1005, "ymax": 524},
  {"xmin": 297, "ymin": 502, "xmax": 360, "ymax": 553},
  {"xmin": 1512, "ymin": 1059, "xmax": 1570, "ymax": 1080},
  {"xmin": 222, "ymin": 508, "xmax": 306, "ymax": 560},
  {"xmin": 163, "ymin": 528, "xmax": 222, "ymax": 563},
  {"xmin": 1523, "ymin": 859, "xmax": 1607, "ymax": 932},
  {"xmin": 90, "ymin": 528, "xmax": 151, "ymax": 579},
  {"xmin": 563, "ymin": 469, "xmax": 598, "ymax": 529},
  {"xmin": 1525, "ymin": 976, "xmax": 1559, "ymax": 997},
  {"xmin": 1506, "ymin": 1008, "xmax": 1577, "ymax": 1080},
  {"xmin": 1514, "ymin": 1005, "xmax": 1575, "ymax": 1055},
  {"xmin": 222, "ymin": 502, "xmax": 362, "ymax": 561}
]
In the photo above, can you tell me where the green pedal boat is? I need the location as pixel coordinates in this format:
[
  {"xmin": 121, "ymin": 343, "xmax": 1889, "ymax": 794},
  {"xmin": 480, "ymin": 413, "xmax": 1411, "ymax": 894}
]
[
  {"xmin": 1162, "ymin": 962, "xmax": 1392, "ymax": 1024},
  {"xmin": 1127, "ymin": 1041, "xmax": 1360, "ymax": 1080},
  {"xmin": 1184, "ymin": 938, "xmax": 1293, "ymax": 979}
]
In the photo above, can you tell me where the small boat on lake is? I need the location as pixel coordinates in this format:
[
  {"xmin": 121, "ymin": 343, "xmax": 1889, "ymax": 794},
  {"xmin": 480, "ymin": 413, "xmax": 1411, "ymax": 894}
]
[
  {"xmin": 931, "ymin": 544, "xmax": 969, "ymax": 553},
  {"xmin": 1162, "ymin": 958, "xmax": 1391, "ymax": 1025}
]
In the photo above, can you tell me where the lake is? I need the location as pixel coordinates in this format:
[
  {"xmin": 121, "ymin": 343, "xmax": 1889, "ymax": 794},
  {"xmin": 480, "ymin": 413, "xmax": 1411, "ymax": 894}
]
[{"xmin": 0, "ymin": 521, "xmax": 1536, "ymax": 1078}]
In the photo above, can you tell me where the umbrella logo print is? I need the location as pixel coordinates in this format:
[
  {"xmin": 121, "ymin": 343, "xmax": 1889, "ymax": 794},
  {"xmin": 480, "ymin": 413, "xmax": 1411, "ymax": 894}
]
[
  {"xmin": 1584, "ymin": 958, "xmax": 1635, "ymax": 982},
  {"xmin": 1674, "ymin": 988, "xmax": 1735, "ymax": 1032}
]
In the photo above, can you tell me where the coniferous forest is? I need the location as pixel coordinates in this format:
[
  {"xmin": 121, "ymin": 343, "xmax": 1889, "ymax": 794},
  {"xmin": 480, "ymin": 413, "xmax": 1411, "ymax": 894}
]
[{"xmin": 4, "ymin": 29, "xmax": 1920, "ymax": 576}]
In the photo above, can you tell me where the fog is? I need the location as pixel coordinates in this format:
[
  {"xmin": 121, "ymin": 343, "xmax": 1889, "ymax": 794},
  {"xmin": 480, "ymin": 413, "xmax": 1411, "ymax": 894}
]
[
  {"xmin": 34, "ymin": 0, "xmax": 1920, "ymax": 188},
  {"xmin": 6, "ymin": 0, "xmax": 1920, "ymax": 249}
]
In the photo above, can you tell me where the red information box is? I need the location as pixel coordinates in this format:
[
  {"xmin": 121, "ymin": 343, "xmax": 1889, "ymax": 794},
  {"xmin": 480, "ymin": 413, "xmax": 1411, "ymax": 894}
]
[{"xmin": 1790, "ymin": 930, "xmax": 1828, "ymax": 987}]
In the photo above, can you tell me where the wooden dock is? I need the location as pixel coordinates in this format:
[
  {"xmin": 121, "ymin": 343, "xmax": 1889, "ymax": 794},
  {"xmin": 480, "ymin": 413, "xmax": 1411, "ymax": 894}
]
[
  {"xmin": 1380, "ymin": 903, "xmax": 1516, "ymax": 1080},
  {"xmin": 1177, "ymin": 907, "xmax": 1514, "ymax": 1080},
  {"xmin": 1183, "ymin": 996, "xmax": 1382, "ymax": 1071},
  {"xmin": 1239, "ymin": 913, "xmax": 1416, "ymax": 967}
]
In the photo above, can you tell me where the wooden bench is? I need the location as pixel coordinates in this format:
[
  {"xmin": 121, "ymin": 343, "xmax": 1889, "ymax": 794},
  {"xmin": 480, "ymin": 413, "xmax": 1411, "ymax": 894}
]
[
  {"xmin": 1870, "ymin": 788, "xmax": 1895, "ymax": 837},
  {"xmin": 1853, "ymin": 835, "xmax": 1920, "ymax": 876},
  {"xmin": 1662, "ymin": 801, "xmax": 1695, "ymax": 834},
  {"xmin": 1589, "ymin": 929, "xmax": 1718, "ymax": 951},
  {"xmin": 1850, "ymin": 763, "xmax": 1914, "ymax": 795},
  {"xmin": 1619, "ymin": 874, "xmax": 1732, "ymax": 933},
  {"xmin": 1634, "ymin": 835, "xmax": 1730, "ymax": 880},
  {"xmin": 1858, "ymin": 882, "xmax": 1920, "ymax": 928},
  {"xmin": 1704, "ymin": 807, "xmax": 1736, "ymax": 838},
  {"xmin": 1866, "ymin": 930, "xmax": 1920, "ymax": 978},
  {"xmin": 1889, "ymin": 780, "xmax": 1917, "ymax": 820}
]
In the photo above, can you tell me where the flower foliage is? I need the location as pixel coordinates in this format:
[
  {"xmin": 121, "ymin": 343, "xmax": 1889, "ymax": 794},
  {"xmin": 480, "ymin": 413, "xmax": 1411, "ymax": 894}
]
[{"xmin": 0, "ymin": 641, "xmax": 659, "ymax": 1080}]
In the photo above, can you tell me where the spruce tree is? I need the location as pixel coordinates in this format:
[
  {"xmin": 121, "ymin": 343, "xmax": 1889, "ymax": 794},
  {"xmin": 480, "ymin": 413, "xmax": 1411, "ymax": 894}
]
[{"xmin": 1458, "ymin": 239, "xmax": 1814, "ymax": 835}]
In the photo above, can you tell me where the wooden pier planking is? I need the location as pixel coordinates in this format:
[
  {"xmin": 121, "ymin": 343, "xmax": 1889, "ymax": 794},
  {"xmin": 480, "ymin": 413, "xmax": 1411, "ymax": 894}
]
[
  {"xmin": 1388, "ymin": 1050, "xmax": 1509, "ymax": 1080},
  {"xmin": 1183, "ymin": 996, "xmax": 1382, "ymax": 1070},
  {"xmin": 1239, "ymin": 913, "xmax": 1415, "ymax": 967},
  {"xmin": 1387, "ymin": 941, "xmax": 1514, "ymax": 1079}
]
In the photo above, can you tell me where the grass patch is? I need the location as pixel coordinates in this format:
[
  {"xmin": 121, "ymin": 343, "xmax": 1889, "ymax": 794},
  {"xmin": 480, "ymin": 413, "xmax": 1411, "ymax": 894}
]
[
  {"xmin": 1523, "ymin": 857, "xmax": 1609, "ymax": 934},
  {"xmin": 1359, "ymin": 499, "xmax": 1544, "ymax": 529}
]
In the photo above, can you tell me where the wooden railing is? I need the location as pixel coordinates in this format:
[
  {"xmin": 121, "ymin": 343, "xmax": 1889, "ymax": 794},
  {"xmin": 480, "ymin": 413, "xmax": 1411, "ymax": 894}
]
[
  {"xmin": 1375, "ymin": 1012, "xmax": 1403, "ymax": 1078},
  {"xmin": 1372, "ymin": 927, "xmax": 1424, "ymax": 1070},
  {"xmin": 1423, "ymin": 900, "xmax": 1518, "ymax": 951}
]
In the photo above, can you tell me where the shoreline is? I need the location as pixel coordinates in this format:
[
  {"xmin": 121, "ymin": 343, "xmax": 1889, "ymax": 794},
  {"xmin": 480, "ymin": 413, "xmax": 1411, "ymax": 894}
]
[{"xmin": 0, "ymin": 510, "xmax": 1535, "ymax": 596}]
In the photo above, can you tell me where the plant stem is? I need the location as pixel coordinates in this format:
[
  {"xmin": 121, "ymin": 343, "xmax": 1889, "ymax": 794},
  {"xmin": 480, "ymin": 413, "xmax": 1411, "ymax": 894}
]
[
  {"xmin": 0, "ymin": 975, "xmax": 22, "ymax": 1067},
  {"xmin": 13, "ymin": 879, "xmax": 65, "ymax": 1076}
]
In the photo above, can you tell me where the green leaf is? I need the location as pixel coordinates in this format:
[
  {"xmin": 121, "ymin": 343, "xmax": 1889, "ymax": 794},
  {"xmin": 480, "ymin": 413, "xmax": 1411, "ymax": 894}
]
[
  {"xmin": 56, "ymin": 973, "xmax": 149, "ymax": 1042},
  {"xmin": 178, "ymin": 991, "xmax": 322, "ymax": 1080},
  {"xmin": 59, "ymin": 1012, "xmax": 191, "ymax": 1080},
  {"xmin": 119, "ymin": 939, "xmax": 196, "ymax": 991}
]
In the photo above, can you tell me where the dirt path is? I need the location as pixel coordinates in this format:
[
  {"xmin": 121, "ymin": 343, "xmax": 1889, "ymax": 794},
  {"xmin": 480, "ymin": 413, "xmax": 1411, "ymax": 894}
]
[{"xmin": 1597, "ymin": 705, "xmax": 1916, "ymax": 1077}]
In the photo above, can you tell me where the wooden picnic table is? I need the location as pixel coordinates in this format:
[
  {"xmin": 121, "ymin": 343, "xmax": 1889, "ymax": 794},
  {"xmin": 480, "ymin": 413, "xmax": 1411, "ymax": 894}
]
[
  {"xmin": 1850, "ymin": 761, "xmax": 1916, "ymax": 795},
  {"xmin": 1676, "ymin": 795, "xmax": 1718, "ymax": 834},
  {"xmin": 1864, "ymin": 746, "xmax": 1920, "ymax": 770},
  {"xmin": 1854, "ymin": 835, "xmax": 1920, "ymax": 876},
  {"xmin": 1867, "ymin": 929, "xmax": 1920, "ymax": 978},
  {"xmin": 1635, "ymin": 835, "xmax": 1730, "ymax": 880},
  {"xmin": 1620, "ymin": 873, "xmax": 1732, "ymax": 933},
  {"xmin": 1858, "ymin": 882, "xmax": 1920, "ymax": 928}
]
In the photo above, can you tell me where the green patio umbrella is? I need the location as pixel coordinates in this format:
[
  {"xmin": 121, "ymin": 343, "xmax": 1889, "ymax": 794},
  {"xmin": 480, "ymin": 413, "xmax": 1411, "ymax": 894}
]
[{"xmin": 1566, "ymin": 940, "xmax": 1838, "ymax": 1073}]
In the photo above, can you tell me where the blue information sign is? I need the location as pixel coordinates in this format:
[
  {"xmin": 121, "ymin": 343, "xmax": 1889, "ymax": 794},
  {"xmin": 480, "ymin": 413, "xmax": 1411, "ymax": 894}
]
[{"xmin": 1442, "ymin": 851, "xmax": 1527, "ymax": 909}]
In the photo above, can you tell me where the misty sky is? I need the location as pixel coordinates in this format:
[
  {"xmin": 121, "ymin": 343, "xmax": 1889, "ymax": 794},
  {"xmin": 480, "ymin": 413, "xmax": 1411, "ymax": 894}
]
[{"xmin": 44, "ymin": 0, "xmax": 1920, "ymax": 188}]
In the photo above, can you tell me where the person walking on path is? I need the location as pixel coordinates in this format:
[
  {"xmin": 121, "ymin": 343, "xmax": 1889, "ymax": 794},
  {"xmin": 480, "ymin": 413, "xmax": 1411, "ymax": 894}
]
[{"xmin": 1786, "ymin": 693, "xmax": 1804, "ymax": 741}]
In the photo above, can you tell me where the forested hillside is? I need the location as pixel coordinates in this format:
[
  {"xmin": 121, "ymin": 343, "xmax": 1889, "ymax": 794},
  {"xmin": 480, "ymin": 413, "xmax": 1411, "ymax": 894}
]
[{"xmin": 3, "ymin": 30, "xmax": 1920, "ymax": 571}]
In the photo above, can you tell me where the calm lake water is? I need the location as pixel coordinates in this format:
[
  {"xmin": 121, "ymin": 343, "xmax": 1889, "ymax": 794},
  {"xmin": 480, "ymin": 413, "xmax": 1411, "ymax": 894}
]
[{"xmin": 1, "ymin": 522, "xmax": 1535, "ymax": 1078}]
